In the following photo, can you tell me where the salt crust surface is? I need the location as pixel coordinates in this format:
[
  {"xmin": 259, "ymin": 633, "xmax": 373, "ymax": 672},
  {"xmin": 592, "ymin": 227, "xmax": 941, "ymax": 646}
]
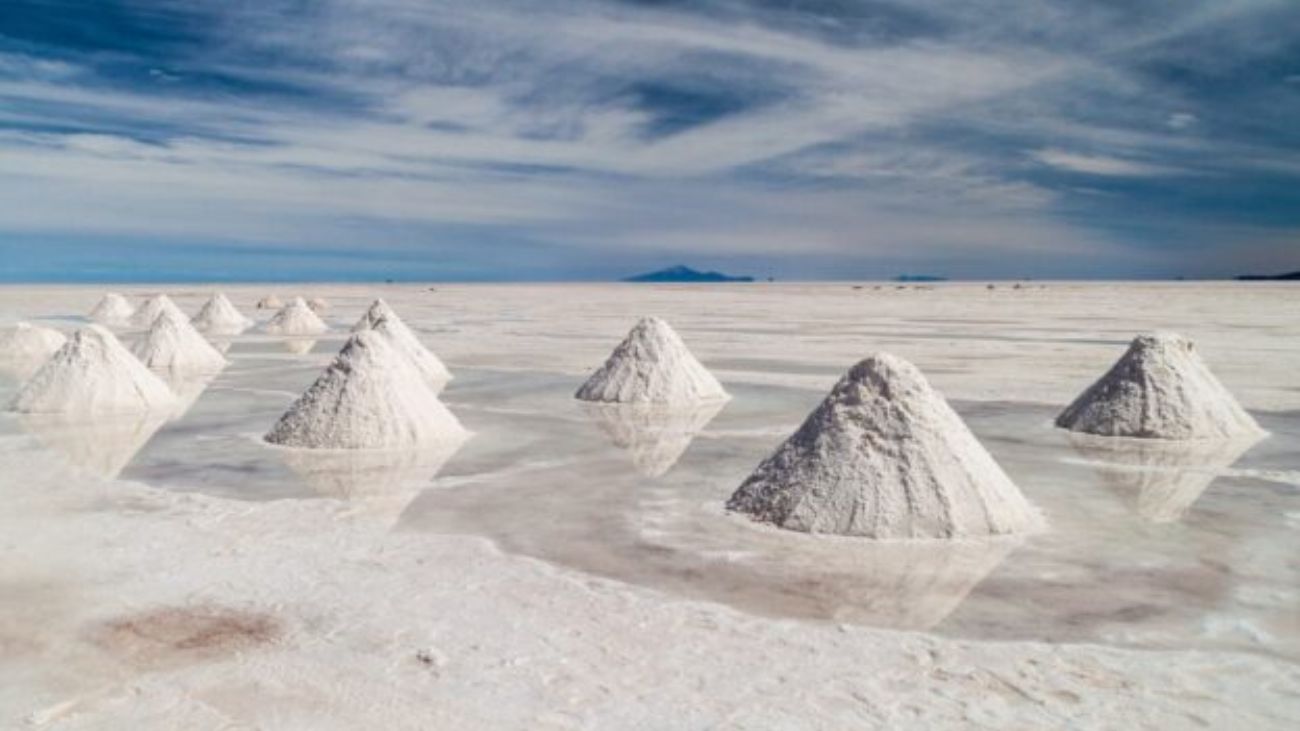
[
  {"xmin": 8, "ymin": 324, "xmax": 174, "ymax": 414},
  {"xmin": 88, "ymin": 293, "xmax": 134, "ymax": 326},
  {"xmin": 261, "ymin": 297, "xmax": 328, "ymax": 336},
  {"xmin": 575, "ymin": 316, "xmax": 728, "ymax": 405},
  {"xmin": 264, "ymin": 330, "xmax": 466, "ymax": 449},
  {"xmin": 1057, "ymin": 332, "xmax": 1264, "ymax": 440},
  {"xmin": 191, "ymin": 293, "xmax": 254, "ymax": 335},
  {"xmin": 729, "ymin": 354, "xmax": 1042, "ymax": 539},
  {"xmin": 132, "ymin": 308, "xmax": 228, "ymax": 373}
]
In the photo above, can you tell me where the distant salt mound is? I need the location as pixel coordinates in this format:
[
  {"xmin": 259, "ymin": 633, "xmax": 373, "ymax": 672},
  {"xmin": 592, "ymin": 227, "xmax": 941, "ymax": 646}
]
[
  {"xmin": 130, "ymin": 294, "xmax": 186, "ymax": 329},
  {"xmin": 0, "ymin": 322, "xmax": 66, "ymax": 371},
  {"xmin": 132, "ymin": 308, "xmax": 228, "ymax": 373},
  {"xmin": 264, "ymin": 330, "xmax": 466, "ymax": 449},
  {"xmin": 89, "ymin": 293, "xmax": 135, "ymax": 326},
  {"xmin": 307, "ymin": 297, "xmax": 329, "ymax": 314},
  {"xmin": 352, "ymin": 299, "xmax": 451, "ymax": 387},
  {"xmin": 728, "ymin": 354, "xmax": 1041, "ymax": 539},
  {"xmin": 1056, "ymin": 333, "xmax": 1264, "ymax": 440},
  {"xmin": 257, "ymin": 295, "xmax": 284, "ymax": 310},
  {"xmin": 262, "ymin": 297, "xmax": 328, "ymax": 335},
  {"xmin": 10, "ymin": 325, "xmax": 174, "ymax": 415},
  {"xmin": 192, "ymin": 293, "xmax": 254, "ymax": 334},
  {"xmin": 575, "ymin": 317, "xmax": 728, "ymax": 405}
]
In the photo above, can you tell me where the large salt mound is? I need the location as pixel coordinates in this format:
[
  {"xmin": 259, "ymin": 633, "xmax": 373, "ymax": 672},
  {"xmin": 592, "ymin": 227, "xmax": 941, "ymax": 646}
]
[
  {"xmin": 89, "ymin": 293, "xmax": 135, "ymax": 326},
  {"xmin": 575, "ymin": 317, "xmax": 728, "ymax": 405},
  {"xmin": 264, "ymin": 330, "xmax": 466, "ymax": 449},
  {"xmin": 0, "ymin": 322, "xmax": 66, "ymax": 369},
  {"xmin": 132, "ymin": 308, "xmax": 228, "ymax": 373},
  {"xmin": 130, "ymin": 294, "xmax": 187, "ymax": 329},
  {"xmin": 192, "ymin": 293, "xmax": 254, "ymax": 334},
  {"xmin": 262, "ymin": 297, "xmax": 329, "ymax": 335},
  {"xmin": 1056, "ymin": 332, "xmax": 1264, "ymax": 440},
  {"xmin": 9, "ymin": 325, "xmax": 174, "ymax": 415},
  {"xmin": 727, "ymin": 354, "xmax": 1041, "ymax": 539},
  {"xmin": 257, "ymin": 295, "xmax": 284, "ymax": 310},
  {"xmin": 352, "ymin": 299, "xmax": 451, "ymax": 387}
]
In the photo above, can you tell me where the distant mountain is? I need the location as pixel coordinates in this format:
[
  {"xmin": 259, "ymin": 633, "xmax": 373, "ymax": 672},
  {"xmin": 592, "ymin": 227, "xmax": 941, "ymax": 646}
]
[
  {"xmin": 622, "ymin": 265, "xmax": 754, "ymax": 283},
  {"xmin": 1236, "ymin": 271, "xmax": 1300, "ymax": 281},
  {"xmin": 894, "ymin": 274, "xmax": 948, "ymax": 282}
]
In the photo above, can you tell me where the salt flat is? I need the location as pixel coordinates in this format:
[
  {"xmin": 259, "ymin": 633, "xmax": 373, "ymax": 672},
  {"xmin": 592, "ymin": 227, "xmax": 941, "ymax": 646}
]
[{"xmin": 0, "ymin": 283, "xmax": 1297, "ymax": 729}]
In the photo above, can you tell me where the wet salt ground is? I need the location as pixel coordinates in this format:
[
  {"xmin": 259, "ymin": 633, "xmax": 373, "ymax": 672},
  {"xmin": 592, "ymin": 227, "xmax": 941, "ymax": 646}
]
[{"xmin": 1, "ymin": 335, "xmax": 1295, "ymax": 662}]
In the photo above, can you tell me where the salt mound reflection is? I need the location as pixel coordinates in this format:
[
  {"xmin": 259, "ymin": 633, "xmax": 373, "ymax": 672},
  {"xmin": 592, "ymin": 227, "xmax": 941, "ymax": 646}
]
[
  {"xmin": 581, "ymin": 400, "xmax": 724, "ymax": 477},
  {"xmin": 274, "ymin": 438, "xmax": 466, "ymax": 522},
  {"xmin": 281, "ymin": 339, "xmax": 318, "ymax": 355},
  {"xmin": 1068, "ymin": 433, "xmax": 1262, "ymax": 523},
  {"xmin": 18, "ymin": 411, "xmax": 168, "ymax": 480}
]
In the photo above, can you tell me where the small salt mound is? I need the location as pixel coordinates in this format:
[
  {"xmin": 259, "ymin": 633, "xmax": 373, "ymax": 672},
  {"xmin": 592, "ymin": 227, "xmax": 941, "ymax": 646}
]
[
  {"xmin": 352, "ymin": 299, "xmax": 451, "ymax": 387},
  {"xmin": 262, "ymin": 297, "xmax": 328, "ymax": 335},
  {"xmin": 10, "ymin": 325, "xmax": 174, "ymax": 415},
  {"xmin": 575, "ymin": 317, "xmax": 728, "ymax": 405},
  {"xmin": 191, "ymin": 293, "xmax": 254, "ymax": 334},
  {"xmin": 257, "ymin": 295, "xmax": 284, "ymax": 310},
  {"xmin": 0, "ymin": 322, "xmax": 67, "ymax": 370},
  {"xmin": 264, "ymin": 330, "xmax": 466, "ymax": 449},
  {"xmin": 307, "ymin": 297, "xmax": 329, "ymax": 314},
  {"xmin": 130, "ymin": 294, "xmax": 187, "ymax": 329},
  {"xmin": 1056, "ymin": 332, "xmax": 1264, "ymax": 440},
  {"xmin": 132, "ymin": 308, "xmax": 228, "ymax": 373},
  {"xmin": 89, "ymin": 293, "xmax": 135, "ymax": 326},
  {"xmin": 727, "ymin": 354, "xmax": 1041, "ymax": 539}
]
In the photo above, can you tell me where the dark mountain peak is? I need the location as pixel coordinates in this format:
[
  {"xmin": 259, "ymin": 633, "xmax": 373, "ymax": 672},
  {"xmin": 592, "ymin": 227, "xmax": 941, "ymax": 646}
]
[{"xmin": 622, "ymin": 265, "xmax": 754, "ymax": 283}]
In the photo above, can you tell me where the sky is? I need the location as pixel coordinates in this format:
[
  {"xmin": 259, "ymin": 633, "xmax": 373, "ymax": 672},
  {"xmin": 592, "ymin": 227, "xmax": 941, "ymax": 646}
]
[{"xmin": 1, "ymin": 0, "xmax": 1298, "ymax": 282}]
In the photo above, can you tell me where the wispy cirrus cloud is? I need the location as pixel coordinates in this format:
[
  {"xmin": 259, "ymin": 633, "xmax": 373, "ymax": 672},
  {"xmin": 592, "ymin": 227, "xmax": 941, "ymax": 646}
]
[{"xmin": 0, "ymin": 0, "xmax": 1298, "ymax": 280}]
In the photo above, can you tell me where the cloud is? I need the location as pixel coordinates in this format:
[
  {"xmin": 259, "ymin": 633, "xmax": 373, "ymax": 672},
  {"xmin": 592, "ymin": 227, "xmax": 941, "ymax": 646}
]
[{"xmin": 0, "ymin": 0, "xmax": 1298, "ymax": 279}]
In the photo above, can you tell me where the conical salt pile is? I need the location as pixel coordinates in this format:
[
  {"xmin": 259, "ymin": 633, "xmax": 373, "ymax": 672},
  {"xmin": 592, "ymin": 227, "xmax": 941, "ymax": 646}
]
[
  {"xmin": 0, "ymin": 322, "xmax": 66, "ymax": 367},
  {"xmin": 264, "ymin": 330, "xmax": 466, "ymax": 449},
  {"xmin": 89, "ymin": 293, "xmax": 135, "ymax": 326},
  {"xmin": 257, "ymin": 295, "xmax": 284, "ymax": 310},
  {"xmin": 307, "ymin": 297, "xmax": 329, "ymax": 314},
  {"xmin": 1056, "ymin": 333, "xmax": 1263, "ymax": 440},
  {"xmin": 575, "ymin": 317, "xmax": 728, "ymax": 405},
  {"xmin": 352, "ymin": 299, "xmax": 451, "ymax": 387},
  {"xmin": 727, "ymin": 354, "xmax": 1041, "ymax": 539},
  {"xmin": 191, "ymin": 293, "xmax": 254, "ymax": 334},
  {"xmin": 9, "ymin": 325, "xmax": 174, "ymax": 415},
  {"xmin": 262, "ymin": 297, "xmax": 328, "ymax": 335},
  {"xmin": 132, "ymin": 307, "xmax": 228, "ymax": 373},
  {"xmin": 130, "ymin": 294, "xmax": 186, "ymax": 328}
]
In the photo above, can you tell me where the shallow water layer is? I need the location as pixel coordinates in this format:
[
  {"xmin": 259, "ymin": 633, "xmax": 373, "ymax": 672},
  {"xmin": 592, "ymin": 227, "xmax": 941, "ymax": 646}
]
[{"xmin": 2, "ymin": 330, "xmax": 1295, "ymax": 662}]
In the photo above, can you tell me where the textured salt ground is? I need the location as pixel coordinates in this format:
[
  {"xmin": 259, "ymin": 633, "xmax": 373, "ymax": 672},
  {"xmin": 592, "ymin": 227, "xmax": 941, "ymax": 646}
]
[{"xmin": 0, "ymin": 284, "xmax": 1297, "ymax": 728}]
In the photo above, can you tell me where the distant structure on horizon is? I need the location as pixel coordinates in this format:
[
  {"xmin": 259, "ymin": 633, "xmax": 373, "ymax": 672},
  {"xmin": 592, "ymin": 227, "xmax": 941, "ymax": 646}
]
[
  {"xmin": 622, "ymin": 265, "xmax": 755, "ymax": 283},
  {"xmin": 894, "ymin": 274, "xmax": 948, "ymax": 282},
  {"xmin": 1235, "ymin": 270, "xmax": 1300, "ymax": 281}
]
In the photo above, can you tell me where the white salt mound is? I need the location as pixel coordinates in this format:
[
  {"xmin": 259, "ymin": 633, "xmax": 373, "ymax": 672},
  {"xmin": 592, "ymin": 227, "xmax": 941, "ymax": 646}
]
[
  {"xmin": 257, "ymin": 295, "xmax": 284, "ymax": 310},
  {"xmin": 132, "ymin": 308, "xmax": 228, "ymax": 373},
  {"xmin": 352, "ymin": 299, "xmax": 451, "ymax": 387},
  {"xmin": 264, "ymin": 330, "xmax": 466, "ymax": 449},
  {"xmin": 9, "ymin": 325, "xmax": 174, "ymax": 415},
  {"xmin": 1056, "ymin": 332, "xmax": 1264, "ymax": 440},
  {"xmin": 307, "ymin": 297, "xmax": 329, "ymax": 313},
  {"xmin": 727, "ymin": 353, "xmax": 1042, "ymax": 539},
  {"xmin": 575, "ymin": 317, "xmax": 728, "ymax": 405},
  {"xmin": 89, "ymin": 293, "xmax": 135, "ymax": 326},
  {"xmin": 192, "ymin": 293, "xmax": 254, "ymax": 334},
  {"xmin": 262, "ymin": 297, "xmax": 328, "ymax": 335},
  {"xmin": 130, "ymin": 294, "xmax": 187, "ymax": 328},
  {"xmin": 0, "ymin": 322, "xmax": 67, "ymax": 366}
]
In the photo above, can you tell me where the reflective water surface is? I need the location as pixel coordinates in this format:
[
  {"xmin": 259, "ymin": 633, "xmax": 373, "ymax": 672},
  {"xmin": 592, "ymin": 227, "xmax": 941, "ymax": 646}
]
[{"xmin": 1, "ymin": 336, "xmax": 1296, "ymax": 660}]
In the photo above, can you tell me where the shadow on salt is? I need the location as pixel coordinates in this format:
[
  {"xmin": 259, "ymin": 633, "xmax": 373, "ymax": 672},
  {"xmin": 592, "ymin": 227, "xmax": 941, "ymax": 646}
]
[{"xmin": 1066, "ymin": 434, "xmax": 1263, "ymax": 523}]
